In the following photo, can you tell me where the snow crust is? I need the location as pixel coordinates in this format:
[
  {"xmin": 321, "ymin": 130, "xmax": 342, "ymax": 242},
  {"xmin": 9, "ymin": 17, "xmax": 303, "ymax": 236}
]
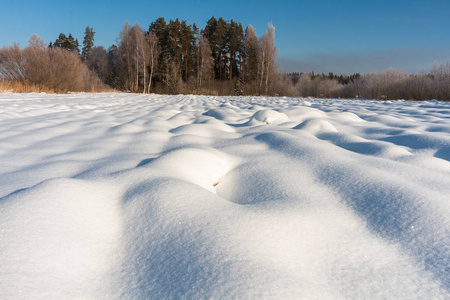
[{"xmin": 0, "ymin": 93, "xmax": 449, "ymax": 299}]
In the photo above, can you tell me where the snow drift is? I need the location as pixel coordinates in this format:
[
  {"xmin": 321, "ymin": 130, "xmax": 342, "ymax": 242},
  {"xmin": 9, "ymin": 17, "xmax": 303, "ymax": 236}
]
[{"xmin": 0, "ymin": 93, "xmax": 449, "ymax": 299}]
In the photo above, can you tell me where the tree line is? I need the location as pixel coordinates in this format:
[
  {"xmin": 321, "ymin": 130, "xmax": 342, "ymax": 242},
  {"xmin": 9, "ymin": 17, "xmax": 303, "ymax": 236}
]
[
  {"xmin": 0, "ymin": 16, "xmax": 449, "ymax": 100},
  {"xmin": 81, "ymin": 17, "xmax": 279, "ymax": 95},
  {"xmin": 6, "ymin": 17, "xmax": 277, "ymax": 95},
  {"xmin": 284, "ymin": 65, "xmax": 450, "ymax": 101}
]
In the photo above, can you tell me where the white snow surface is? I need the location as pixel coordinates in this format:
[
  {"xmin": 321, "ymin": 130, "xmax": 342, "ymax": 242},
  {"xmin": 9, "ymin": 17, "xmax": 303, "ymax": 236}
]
[{"xmin": 0, "ymin": 93, "xmax": 449, "ymax": 299}]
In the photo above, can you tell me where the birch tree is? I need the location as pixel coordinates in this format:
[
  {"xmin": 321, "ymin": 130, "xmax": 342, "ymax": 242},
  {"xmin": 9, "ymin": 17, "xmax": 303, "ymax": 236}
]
[
  {"xmin": 146, "ymin": 32, "xmax": 160, "ymax": 93},
  {"xmin": 196, "ymin": 36, "xmax": 213, "ymax": 90},
  {"xmin": 258, "ymin": 23, "xmax": 278, "ymax": 95}
]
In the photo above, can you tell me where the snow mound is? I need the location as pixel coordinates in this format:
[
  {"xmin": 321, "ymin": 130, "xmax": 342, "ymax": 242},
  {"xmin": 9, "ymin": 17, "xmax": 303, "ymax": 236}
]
[
  {"xmin": 110, "ymin": 123, "xmax": 144, "ymax": 134},
  {"xmin": 0, "ymin": 178, "xmax": 121, "ymax": 299},
  {"xmin": 283, "ymin": 106, "xmax": 327, "ymax": 122},
  {"xmin": 318, "ymin": 132, "xmax": 412, "ymax": 158},
  {"xmin": 170, "ymin": 122, "xmax": 236, "ymax": 138},
  {"xmin": 248, "ymin": 109, "xmax": 289, "ymax": 125},
  {"xmin": 293, "ymin": 119, "xmax": 338, "ymax": 134},
  {"xmin": 143, "ymin": 147, "xmax": 239, "ymax": 193},
  {"xmin": 300, "ymin": 100, "xmax": 312, "ymax": 106},
  {"xmin": 333, "ymin": 111, "xmax": 365, "ymax": 123},
  {"xmin": 203, "ymin": 108, "xmax": 240, "ymax": 121}
]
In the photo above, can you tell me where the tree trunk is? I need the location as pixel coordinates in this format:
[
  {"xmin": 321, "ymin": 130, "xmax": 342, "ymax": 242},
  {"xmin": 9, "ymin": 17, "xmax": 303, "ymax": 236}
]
[
  {"xmin": 260, "ymin": 50, "xmax": 265, "ymax": 93},
  {"xmin": 265, "ymin": 60, "xmax": 269, "ymax": 95},
  {"xmin": 148, "ymin": 67, "xmax": 153, "ymax": 93},
  {"xmin": 147, "ymin": 51, "xmax": 154, "ymax": 93}
]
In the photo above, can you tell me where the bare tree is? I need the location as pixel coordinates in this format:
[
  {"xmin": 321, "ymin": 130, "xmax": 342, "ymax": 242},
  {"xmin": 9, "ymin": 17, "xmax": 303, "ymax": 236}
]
[
  {"xmin": 0, "ymin": 34, "xmax": 104, "ymax": 93},
  {"xmin": 132, "ymin": 24, "xmax": 148, "ymax": 93},
  {"xmin": 117, "ymin": 21, "xmax": 134, "ymax": 91},
  {"xmin": 87, "ymin": 46, "xmax": 108, "ymax": 83},
  {"xmin": 23, "ymin": 35, "xmax": 51, "ymax": 88},
  {"xmin": 196, "ymin": 36, "xmax": 213, "ymax": 91},
  {"xmin": 429, "ymin": 61, "xmax": 450, "ymax": 100},
  {"xmin": 146, "ymin": 32, "xmax": 160, "ymax": 93},
  {"xmin": 0, "ymin": 44, "xmax": 26, "ymax": 83},
  {"xmin": 258, "ymin": 23, "xmax": 278, "ymax": 95},
  {"xmin": 116, "ymin": 22, "xmax": 150, "ymax": 93}
]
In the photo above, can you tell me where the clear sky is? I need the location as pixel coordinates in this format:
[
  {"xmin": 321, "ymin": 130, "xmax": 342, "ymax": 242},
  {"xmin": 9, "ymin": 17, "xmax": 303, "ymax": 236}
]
[{"xmin": 1, "ymin": 0, "xmax": 449, "ymax": 74}]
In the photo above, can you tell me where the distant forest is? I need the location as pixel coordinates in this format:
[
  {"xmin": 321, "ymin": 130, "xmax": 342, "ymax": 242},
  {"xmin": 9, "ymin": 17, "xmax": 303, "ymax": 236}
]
[{"xmin": 0, "ymin": 16, "xmax": 449, "ymax": 100}]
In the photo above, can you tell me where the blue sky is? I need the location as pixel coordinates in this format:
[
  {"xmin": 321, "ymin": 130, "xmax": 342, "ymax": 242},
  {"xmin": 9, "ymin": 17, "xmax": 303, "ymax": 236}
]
[{"xmin": 1, "ymin": 0, "xmax": 449, "ymax": 74}]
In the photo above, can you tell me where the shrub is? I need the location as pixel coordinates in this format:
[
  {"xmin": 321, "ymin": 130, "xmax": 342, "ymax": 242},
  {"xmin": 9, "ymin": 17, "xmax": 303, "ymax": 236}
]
[{"xmin": 0, "ymin": 35, "xmax": 107, "ymax": 93}]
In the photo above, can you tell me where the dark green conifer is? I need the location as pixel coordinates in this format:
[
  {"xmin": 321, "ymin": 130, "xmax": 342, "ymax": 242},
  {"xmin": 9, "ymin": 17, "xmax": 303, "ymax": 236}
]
[
  {"xmin": 81, "ymin": 26, "xmax": 95, "ymax": 61},
  {"xmin": 53, "ymin": 33, "xmax": 79, "ymax": 54}
]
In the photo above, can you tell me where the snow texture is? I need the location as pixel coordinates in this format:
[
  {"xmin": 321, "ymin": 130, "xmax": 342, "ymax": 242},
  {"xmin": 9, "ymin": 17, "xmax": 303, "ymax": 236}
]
[{"xmin": 0, "ymin": 93, "xmax": 449, "ymax": 299}]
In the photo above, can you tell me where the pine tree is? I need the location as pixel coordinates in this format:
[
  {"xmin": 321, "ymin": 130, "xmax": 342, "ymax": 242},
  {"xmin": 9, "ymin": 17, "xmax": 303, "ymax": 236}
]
[
  {"xmin": 66, "ymin": 34, "xmax": 79, "ymax": 54},
  {"xmin": 81, "ymin": 26, "xmax": 95, "ymax": 62},
  {"xmin": 226, "ymin": 20, "xmax": 244, "ymax": 81},
  {"xmin": 106, "ymin": 45, "xmax": 120, "ymax": 88},
  {"xmin": 149, "ymin": 17, "xmax": 168, "ymax": 83},
  {"xmin": 167, "ymin": 19, "xmax": 183, "ymax": 81},
  {"xmin": 53, "ymin": 33, "xmax": 79, "ymax": 54},
  {"xmin": 202, "ymin": 16, "xmax": 222, "ymax": 80},
  {"xmin": 242, "ymin": 25, "xmax": 259, "ymax": 93},
  {"xmin": 180, "ymin": 20, "xmax": 197, "ymax": 80},
  {"xmin": 215, "ymin": 17, "xmax": 228, "ymax": 80},
  {"xmin": 53, "ymin": 33, "xmax": 67, "ymax": 48},
  {"xmin": 202, "ymin": 17, "xmax": 242, "ymax": 81}
]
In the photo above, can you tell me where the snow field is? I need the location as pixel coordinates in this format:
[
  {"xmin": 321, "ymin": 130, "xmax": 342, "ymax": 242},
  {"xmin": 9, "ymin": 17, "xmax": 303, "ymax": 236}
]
[{"xmin": 0, "ymin": 93, "xmax": 449, "ymax": 299}]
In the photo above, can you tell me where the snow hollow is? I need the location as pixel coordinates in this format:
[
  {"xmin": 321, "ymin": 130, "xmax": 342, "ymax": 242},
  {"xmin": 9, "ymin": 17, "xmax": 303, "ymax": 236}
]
[{"xmin": 0, "ymin": 93, "xmax": 449, "ymax": 299}]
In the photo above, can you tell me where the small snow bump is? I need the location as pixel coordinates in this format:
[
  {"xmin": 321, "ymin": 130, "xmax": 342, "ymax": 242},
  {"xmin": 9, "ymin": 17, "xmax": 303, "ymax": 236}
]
[
  {"xmin": 293, "ymin": 119, "xmax": 338, "ymax": 134},
  {"xmin": 248, "ymin": 109, "xmax": 289, "ymax": 125}
]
